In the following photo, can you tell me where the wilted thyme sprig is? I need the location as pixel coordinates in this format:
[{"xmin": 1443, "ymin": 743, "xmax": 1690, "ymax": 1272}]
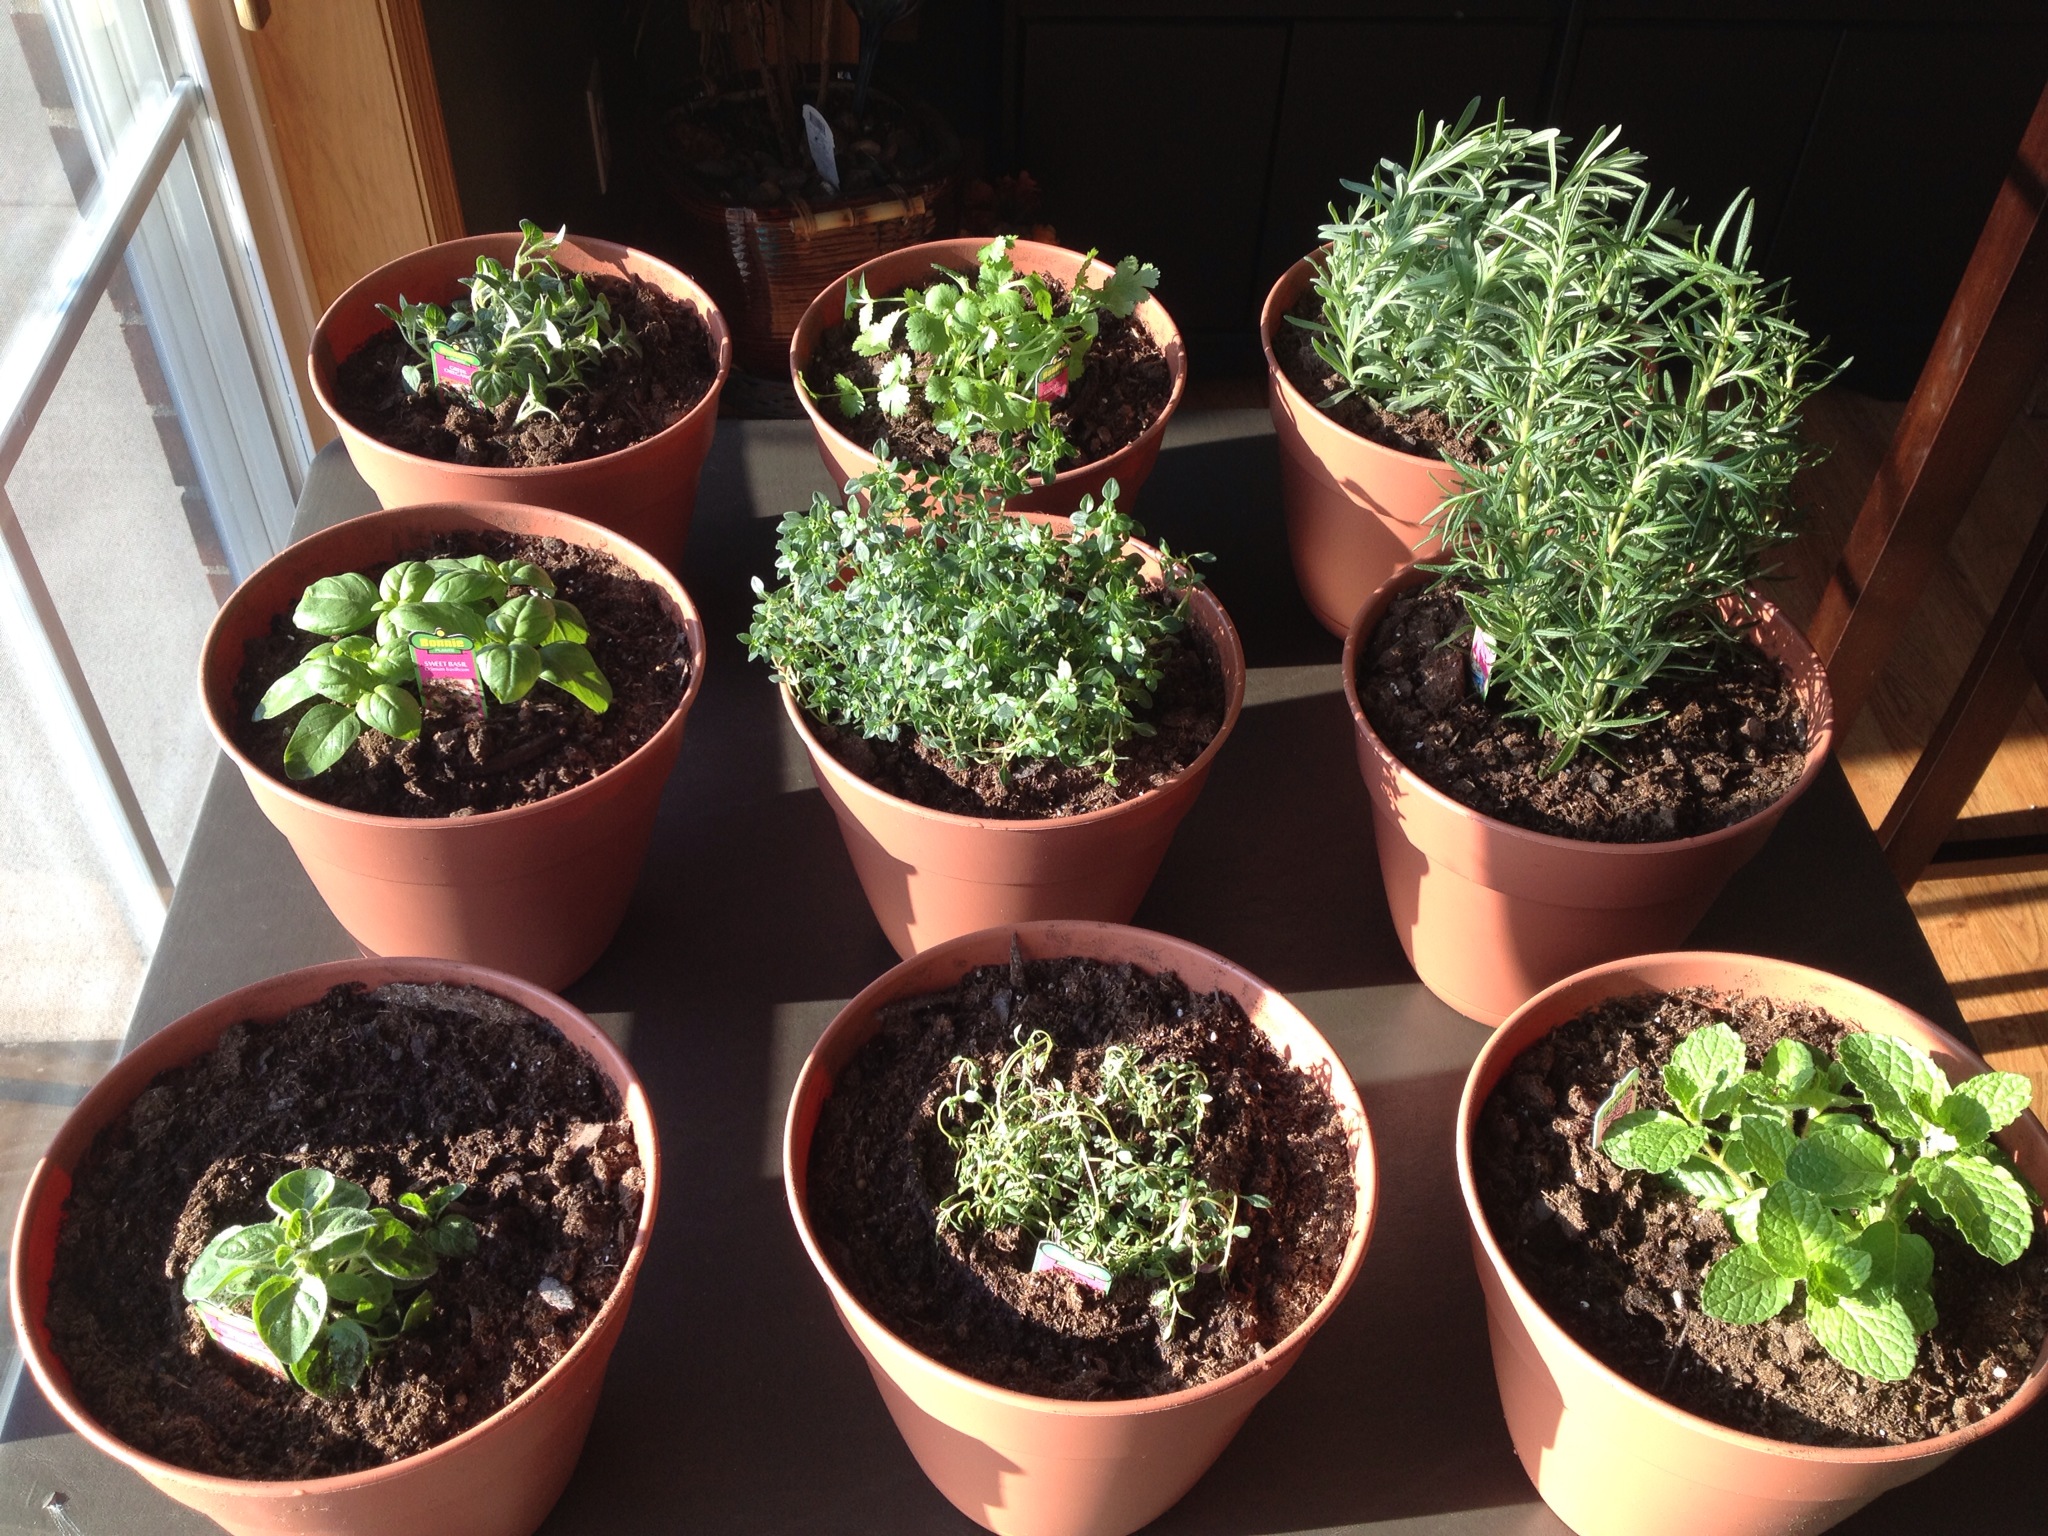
[
  {"xmin": 743, "ymin": 453, "xmax": 1205, "ymax": 778},
  {"xmin": 183, "ymin": 1168, "xmax": 478, "ymax": 1398},
  {"xmin": 1597, "ymin": 1022, "xmax": 2041, "ymax": 1381},
  {"xmin": 936, "ymin": 1028, "xmax": 1267, "ymax": 1336},
  {"xmin": 815, "ymin": 235, "xmax": 1160, "ymax": 479},
  {"xmin": 379, "ymin": 220, "xmax": 638, "ymax": 423},
  {"xmin": 254, "ymin": 553, "xmax": 611, "ymax": 780}
]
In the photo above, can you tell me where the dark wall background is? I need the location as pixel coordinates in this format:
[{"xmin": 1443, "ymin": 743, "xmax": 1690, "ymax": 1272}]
[{"xmin": 422, "ymin": 0, "xmax": 2048, "ymax": 397}]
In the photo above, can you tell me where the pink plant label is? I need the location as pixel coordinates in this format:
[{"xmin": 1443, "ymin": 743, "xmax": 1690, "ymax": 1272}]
[
  {"xmin": 1469, "ymin": 626, "xmax": 1498, "ymax": 698},
  {"xmin": 193, "ymin": 1301, "xmax": 287, "ymax": 1379},
  {"xmin": 411, "ymin": 632, "xmax": 486, "ymax": 713},
  {"xmin": 1036, "ymin": 367, "xmax": 1068, "ymax": 403},
  {"xmin": 1031, "ymin": 1239, "xmax": 1111, "ymax": 1294},
  {"xmin": 430, "ymin": 342, "xmax": 481, "ymax": 392}
]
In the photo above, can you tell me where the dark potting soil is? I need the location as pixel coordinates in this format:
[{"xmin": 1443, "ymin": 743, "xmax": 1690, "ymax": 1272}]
[
  {"xmin": 667, "ymin": 82, "xmax": 952, "ymax": 208},
  {"xmin": 803, "ymin": 275, "xmax": 1171, "ymax": 474},
  {"xmin": 42, "ymin": 982, "xmax": 644, "ymax": 1479},
  {"xmin": 1474, "ymin": 988, "xmax": 2048, "ymax": 1446},
  {"xmin": 1276, "ymin": 290, "xmax": 1482, "ymax": 466},
  {"xmin": 807, "ymin": 955, "xmax": 1357, "ymax": 1399},
  {"xmin": 1358, "ymin": 585, "xmax": 1809, "ymax": 841},
  {"xmin": 231, "ymin": 532, "xmax": 689, "ymax": 818},
  {"xmin": 809, "ymin": 612, "xmax": 1225, "ymax": 819},
  {"xmin": 331, "ymin": 274, "xmax": 716, "ymax": 468}
]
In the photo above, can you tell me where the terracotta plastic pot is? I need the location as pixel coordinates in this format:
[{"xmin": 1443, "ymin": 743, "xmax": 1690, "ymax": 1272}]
[
  {"xmin": 1343, "ymin": 570, "xmax": 1835, "ymax": 1025},
  {"xmin": 785, "ymin": 920, "xmax": 1378, "ymax": 1536},
  {"xmin": 10, "ymin": 956, "xmax": 662, "ymax": 1536},
  {"xmin": 783, "ymin": 528, "xmax": 1243, "ymax": 957},
  {"xmin": 1262, "ymin": 255, "xmax": 1463, "ymax": 638},
  {"xmin": 790, "ymin": 237, "xmax": 1187, "ymax": 513},
  {"xmin": 309, "ymin": 233, "xmax": 732, "ymax": 572},
  {"xmin": 1457, "ymin": 952, "xmax": 2048, "ymax": 1536},
  {"xmin": 200, "ymin": 502, "xmax": 706, "ymax": 991}
]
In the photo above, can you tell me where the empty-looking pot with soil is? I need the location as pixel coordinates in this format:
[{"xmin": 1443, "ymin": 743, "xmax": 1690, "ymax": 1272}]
[
  {"xmin": 9, "ymin": 956, "xmax": 660, "ymax": 1536},
  {"xmin": 1458, "ymin": 952, "xmax": 2048, "ymax": 1536},
  {"xmin": 311, "ymin": 222, "xmax": 731, "ymax": 571},
  {"xmin": 200, "ymin": 501, "xmax": 706, "ymax": 990},
  {"xmin": 791, "ymin": 235, "xmax": 1184, "ymax": 514},
  {"xmin": 785, "ymin": 921, "xmax": 1377, "ymax": 1536},
  {"xmin": 745, "ymin": 458, "xmax": 1242, "ymax": 956}
]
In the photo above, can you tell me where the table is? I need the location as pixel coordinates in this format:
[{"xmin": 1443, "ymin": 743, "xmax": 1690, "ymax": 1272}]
[{"xmin": 5, "ymin": 411, "xmax": 2038, "ymax": 1535}]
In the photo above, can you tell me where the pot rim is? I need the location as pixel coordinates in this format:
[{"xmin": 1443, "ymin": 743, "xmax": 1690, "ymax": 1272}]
[
  {"xmin": 308, "ymin": 232, "xmax": 733, "ymax": 482},
  {"xmin": 787, "ymin": 235, "xmax": 1188, "ymax": 492},
  {"xmin": 8, "ymin": 955, "xmax": 663, "ymax": 1495},
  {"xmin": 1454, "ymin": 949, "xmax": 2048, "ymax": 1465},
  {"xmin": 1340, "ymin": 566, "xmax": 1838, "ymax": 859},
  {"xmin": 782, "ymin": 918, "xmax": 1379, "ymax": 1418},
  {"xmin": 1259, "ymin": 252, "xmax": 1466, "ymax": 479},
  {"xmin": 775, "ymin": 529, "xmax": 1245, "ymax": 833},
  {"xmin": 198, "ymin": 500, "xmax": 707, "ymax": 831}
]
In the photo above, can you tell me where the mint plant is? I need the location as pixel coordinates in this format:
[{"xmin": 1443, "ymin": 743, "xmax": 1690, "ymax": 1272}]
[
  {"xmin": 816, "ymin": 235, "xmax": 1160, "ymax": 479},
  {"xmin": 254, "ymin": 553, "xmax": 611, "ymax": 780},
  {"xmin": 743, "ymin": 453, "xmax": 1206, "ymax": 779},
  {"xmin": 936, "ymin": 1028, "xmax": 1269, "ymax": 1336},
  {"xmin": 182, "ymin": 1168, "xmax": 478, "ymax": 1398},
  {"xmin": 380, "ymin": 221, "xmax": 638, "ymax": 424},
  {"xmin": 1595, "ymin": 1022, "xmax": 2041, "ymax": 1381}
]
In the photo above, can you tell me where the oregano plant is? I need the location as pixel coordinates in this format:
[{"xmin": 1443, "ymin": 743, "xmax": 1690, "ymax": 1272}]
[
  {"xmin": 815, "ymin": 235, "xmax": 1160, "ymax": 479},
  {"xmin": 254, "ymin": 553, "xmax": 611, "ymax": 780},
  {"xmin": 182, "ymin": 1168, "xmax": 478, "ymax": 1398},
  {"xmin": 1595, "ymin": 1021, "xmax": 2041, "ymax": 1381},
  {"xmin": 936, "ymin": 1027, "xmax": 1268, "ymax": 1336}
]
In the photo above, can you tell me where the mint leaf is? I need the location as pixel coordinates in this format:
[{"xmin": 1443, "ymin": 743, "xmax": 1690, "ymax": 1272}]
[
  {"xmin": 1601, "ymin": 1110, "xmax": 1709, "ymax": 1175},
  {"xmin": 1940, "ymin": 1072, "xmax": 2033, "ymax": 1147},
  {"xmin": 1667, "ymin": 1158, "xmax": 1747, "ymax": 1205},
  {"xmin": 1723, "ymin": 1187, "xmax": 1767, "ymax": 1244},
  {"xmin": 1785, "ymin": 1121, "xmax": 1893, "ymax": 1206},
  {"xmin": 1752, "ymin": 1039, "xmax": 1815, "ymax": 1102},
  {"xmin": 1918, "ymin": 1152, "xmax": 2036, "ymax": 1264},
  {"xmin": 1700, "ymin": 1244, "xmax": 1795, "ymax": 1324},
  {"xmin": 1838, "ymin": 1033, "xmax": 1945, "ymax": 1141},
  {"xmin": 1664, "ymin": 1023, "xmax": 1745, "ymax": 1122},
  {"xmin": 1805, "ymin": 1292, "xmax": 1919, "ymax": 1381},
  {"xmin": 1810, "ymin": 1240, "xmax": 1874, "ymax": 1298},
  {"xmin": 1733, "ymin": 1114, "xmax": 1794, "ymax": 1184},
  {"xmin": 1757, "ymin": 1180, "xmax": 1836, "ymax": 1279}
]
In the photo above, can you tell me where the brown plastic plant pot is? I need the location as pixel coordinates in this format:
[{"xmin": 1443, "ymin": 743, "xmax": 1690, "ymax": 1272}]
[
  {"xmin": 782, "ymin": 525, "xmax": 1243, "ymax": 957},
  {"xmin": 309, "ymin": 232, "xmax": 733, "ymax": 573},
  {"xmin": 200, "ymin": 502, "xmax": 706, "ymax": 991},
  {"xmin": 1262, "ymin": 255, "xmax": 1463, "ymax": 638},
  {"xmin": 790, "ymin": 237, "xmax": 1186, "ymax": 514},
  {"xmin": 1458, "ymin": 952, "xmax": 2048, "ymax": 1536},
  {"xmin": 1342, "ymin": 569, "xmax": 1835, "ymax": 1026},
  {"xmin": 784, "ymin": 920, "xmax": 1379, "ymax": 1536},
  {"xmin": 9, "ymin": 956, "xmax": 662, "ymax": 1536}
]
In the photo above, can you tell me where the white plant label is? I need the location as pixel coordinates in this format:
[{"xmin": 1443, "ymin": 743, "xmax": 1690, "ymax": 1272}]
[
  {"xmin": 1031, "ymin": 1238, "xmax": 1111, "ymax": 1294},
  {"xmin": 801, "ymin": 104, "xmax": 840, "ymax": 194}
]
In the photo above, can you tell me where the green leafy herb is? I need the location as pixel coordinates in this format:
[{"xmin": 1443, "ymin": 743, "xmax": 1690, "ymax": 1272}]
[
  {"xmin": 379, "ymin": 220, "xmax": 638, "ymax": 423},
  {"xmin": 1595, "ymin": 1021, "xmax": 2041, "ymax": 1381},
  {"xmin": 183, "ymin": 1168, "xmax": 478, "ymax": 1398},
  {"xmin": 811, "ymin": 235, "xmax": 1160, "ymax": 479},
  {"xmin": 253, "ymin": 553, "xmax": 608, "ymax": 780},
  {"xmin": 935, "ymin": 1027, "xmax": 1268, "ymax": 1336},
  {"xmin": 743, "ymin": 452, "xmax": 1207, "ymax": 779}
]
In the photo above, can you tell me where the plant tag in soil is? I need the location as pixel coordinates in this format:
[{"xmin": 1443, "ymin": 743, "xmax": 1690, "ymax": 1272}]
[
  {"xmin": 1469, "ymin": 626, "xmax": 1498, "ymax": 698},
  {"xmin": 801, "ymin": 104, "xmax": 839, "ymax": 193},
  {"xmin": 411, "ymin": 632, "xmax": 487, "ymax": 718},
  {"xmin": 429, "ymin": 341, "xmax": 482, "ymax": 393},
  {"xmin": 1592, "ymin": 1072, "xmax": 1640, "ymax": 1150},
  {"xmin": 192, "ymin": 1301, "xmax": 288, "ymax": 1379},
  {"xmin": 1031, "ymin": 1239, "xmax": 1111, "ymax": 1294},
  {"xmin": 1036, "ymin": 365, "xmax": 1069, "ymax": 403}
]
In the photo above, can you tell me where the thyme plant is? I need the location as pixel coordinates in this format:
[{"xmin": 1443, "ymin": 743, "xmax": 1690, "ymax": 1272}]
[
  {"xmin": 742, "ymin": 454, "xmax": 1205, "ymax": 778},
  {"xmin": 1597, "ymin": 1023, "xmax": 2040, "ymax": 1381},
  {"xmin": 936, "ymin": 1028, "xmax": 1267, "ymax": 1336},
  {"xmin": 380, "ymin": 221, "xmax": 638, "ymax": 423}
]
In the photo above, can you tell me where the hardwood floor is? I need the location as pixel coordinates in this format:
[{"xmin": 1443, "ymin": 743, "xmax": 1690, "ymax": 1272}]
[{"xmin": 1784, "ymin": 387, "xmax": 2048, "ymax": 1100}]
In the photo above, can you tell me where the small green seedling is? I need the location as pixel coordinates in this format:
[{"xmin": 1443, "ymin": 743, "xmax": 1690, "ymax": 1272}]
[
  {"xmin": 183, "ymin": 1167, "xmax": 478, "ymax": 1397},
  {"xmin": 936, "ymin": 1027, "xmax": 1268, "ymax": 1337},
  {"xmin": 815, "ymin": 235, "xmax": 1159, "ymax": 479},
  {"xmin": 1596, "ymin": 1022, "xmax": 2041, "ymax": 1381},
  {"xmin": 254, "ymin": 552, "xmax": 610, "ymax": 780},
  {"xmin": 380, "ymin": 220, "xmax": 638, "ymax": 423}
]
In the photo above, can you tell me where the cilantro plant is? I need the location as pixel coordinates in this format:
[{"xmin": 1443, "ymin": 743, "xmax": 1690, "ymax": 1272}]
[
  {"xmin": 936, "ymin": 1028, "xmax": 1268, "ymax": 1336},
  {"xmin": 379, "ymin": 220, "xmax": 638, "ymax": 424},
  {"xmin": 254, "ymin": 553, "xmax": 612, "ymax": 780},
  {"xmin": 182, "ymin": 1168, "xmax": 478, "ymax": 1398},
  {"xmin": 816, "ymin": 235, "xmax": 1160, "ymax": 479},
  {"xmin": 1596, "ymin": 1022, "xmax": 2042, "ymax": 1382},
  {"xmin": 743, "ymin": 454, "xmax": 1206, "ymax": 779}
]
